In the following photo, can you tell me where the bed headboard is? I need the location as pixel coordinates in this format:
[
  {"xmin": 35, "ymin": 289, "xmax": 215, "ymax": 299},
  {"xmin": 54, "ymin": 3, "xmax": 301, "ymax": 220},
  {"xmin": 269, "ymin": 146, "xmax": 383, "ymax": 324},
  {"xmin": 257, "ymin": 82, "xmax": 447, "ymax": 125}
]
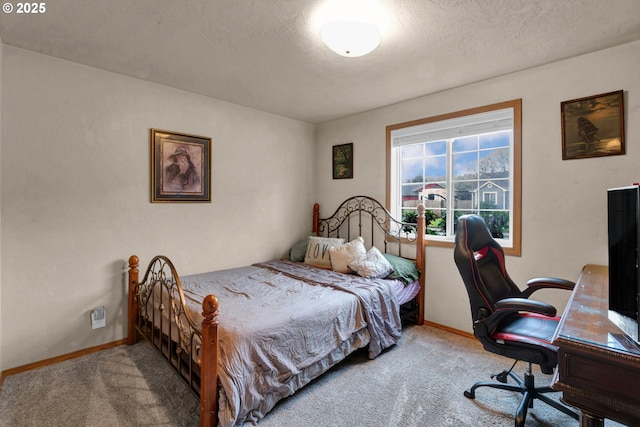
[{"xmin": 312, "ymin": 195, "xmax": 425, "ymax": 260}]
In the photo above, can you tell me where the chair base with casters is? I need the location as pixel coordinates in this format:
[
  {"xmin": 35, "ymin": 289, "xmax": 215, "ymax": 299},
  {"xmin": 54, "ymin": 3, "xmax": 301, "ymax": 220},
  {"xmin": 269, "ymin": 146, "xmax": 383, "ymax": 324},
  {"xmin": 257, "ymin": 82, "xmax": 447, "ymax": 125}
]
[{"xmin": 464, "ymin": 361, "xmax": 578, "ymax": 427}]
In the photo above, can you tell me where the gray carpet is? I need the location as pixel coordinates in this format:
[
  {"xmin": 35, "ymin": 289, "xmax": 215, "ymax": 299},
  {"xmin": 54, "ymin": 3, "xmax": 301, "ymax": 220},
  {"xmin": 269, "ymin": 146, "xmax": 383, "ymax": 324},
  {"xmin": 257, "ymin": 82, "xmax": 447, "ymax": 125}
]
[{"xmin": 0, "ymin": 325, "xmax": 618, "ymax": 426}]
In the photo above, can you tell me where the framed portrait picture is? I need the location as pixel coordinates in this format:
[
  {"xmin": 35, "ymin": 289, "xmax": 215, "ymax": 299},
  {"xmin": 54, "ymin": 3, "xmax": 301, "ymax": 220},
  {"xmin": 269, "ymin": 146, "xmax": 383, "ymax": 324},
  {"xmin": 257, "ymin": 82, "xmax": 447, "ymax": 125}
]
[
  {"xmin": 332, "ymin": 143, "xmax": 353, "ymax": 179},
  {"xmin": 150, "ymin": 129, "xmax": 211, "ymax": 202},
  {"xmin": 561, "ymin": 90, "xmax": 625, "ymax": 160}
]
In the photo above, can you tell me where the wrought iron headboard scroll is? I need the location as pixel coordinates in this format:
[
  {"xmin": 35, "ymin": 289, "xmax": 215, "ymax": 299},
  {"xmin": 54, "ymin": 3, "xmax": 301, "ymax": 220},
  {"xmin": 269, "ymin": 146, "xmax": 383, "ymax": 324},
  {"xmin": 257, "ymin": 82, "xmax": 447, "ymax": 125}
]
[{"xmin": 312, "ymin": 195, "xmax": 422, "ymax": 258}]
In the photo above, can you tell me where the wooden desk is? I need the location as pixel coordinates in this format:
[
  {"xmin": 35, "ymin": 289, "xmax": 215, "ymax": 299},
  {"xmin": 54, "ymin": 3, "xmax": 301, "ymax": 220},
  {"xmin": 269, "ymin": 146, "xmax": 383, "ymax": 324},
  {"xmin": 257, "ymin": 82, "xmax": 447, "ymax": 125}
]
[{"xmin": 552, "ymin": 264, "xmax": 640, "ymax": 427}]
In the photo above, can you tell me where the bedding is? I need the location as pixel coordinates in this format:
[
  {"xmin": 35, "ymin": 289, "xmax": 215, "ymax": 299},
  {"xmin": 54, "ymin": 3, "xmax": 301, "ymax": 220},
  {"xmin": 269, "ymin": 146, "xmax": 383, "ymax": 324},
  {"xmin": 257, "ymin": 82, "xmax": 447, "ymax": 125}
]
[
  {"xmin": 348, "ymin": 246, "xmax": 394, "ymax": 279},
  {"xmin": 383, "ymin": 253, "xmax": 421, "ymax": 285},
  {"xmin": 179, "ymin": 259, "xmax": 402, "ymax": 426},
  {"xmin": 303, "ymin": 236, "xmax": 344, "ymax": 268},
  {"xmin": 288, "ymin": 234, "xmax": 314, "ymax": 262},
  {"xmin": 328, "ymin": 236, "xmax": 366, "ymax": 273},
  {"xmin": 128, "ymin": 196, "xmax": 427, "ymax": 427},
  {"xmin": 394, "ymin": 278, "xmax": 421, "ymax": 305}
]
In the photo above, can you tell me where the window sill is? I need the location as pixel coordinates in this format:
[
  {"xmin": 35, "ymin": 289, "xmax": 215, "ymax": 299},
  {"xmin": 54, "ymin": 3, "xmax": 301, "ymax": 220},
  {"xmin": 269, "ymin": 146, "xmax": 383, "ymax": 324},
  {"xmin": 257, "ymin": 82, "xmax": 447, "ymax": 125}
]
[{"xmin": 423, "ymin": 235, "xmax": 520, "ymax": 257}]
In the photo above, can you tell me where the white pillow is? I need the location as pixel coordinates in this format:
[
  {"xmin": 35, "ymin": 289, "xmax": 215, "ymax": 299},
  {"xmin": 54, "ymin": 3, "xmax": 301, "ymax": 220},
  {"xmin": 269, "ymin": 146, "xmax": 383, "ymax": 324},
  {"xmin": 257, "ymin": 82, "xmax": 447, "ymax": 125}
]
[
  {"xmin": 329, "ymin": 237, "xmax": 366, "ymax": 273},
  {"xmin": 349, "ymin": 246, "xmax": 394, "ymax": 279},
  {"xmin": 304, "ymin": 236, "xmax": 345, "ymax": 269}
]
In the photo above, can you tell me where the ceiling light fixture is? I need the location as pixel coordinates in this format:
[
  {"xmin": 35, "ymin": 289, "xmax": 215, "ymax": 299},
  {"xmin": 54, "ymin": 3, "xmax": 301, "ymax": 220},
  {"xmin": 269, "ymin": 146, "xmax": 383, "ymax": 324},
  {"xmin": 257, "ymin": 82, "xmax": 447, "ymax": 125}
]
[
  {"xmin": 320, "ymin": 20, "xmax": 381, "ymax": 57},
  {"xmin": 317, "ymin": 0, "xmax": 382, "ymax": 58}
]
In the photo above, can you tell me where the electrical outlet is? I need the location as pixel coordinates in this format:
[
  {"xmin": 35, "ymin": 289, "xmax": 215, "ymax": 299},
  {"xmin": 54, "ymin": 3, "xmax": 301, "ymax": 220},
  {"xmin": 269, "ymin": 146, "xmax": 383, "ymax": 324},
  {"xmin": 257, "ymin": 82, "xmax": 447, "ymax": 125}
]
[{"xmin": 91, "ymin": 306, "xmax": 106, "ymax": 329}]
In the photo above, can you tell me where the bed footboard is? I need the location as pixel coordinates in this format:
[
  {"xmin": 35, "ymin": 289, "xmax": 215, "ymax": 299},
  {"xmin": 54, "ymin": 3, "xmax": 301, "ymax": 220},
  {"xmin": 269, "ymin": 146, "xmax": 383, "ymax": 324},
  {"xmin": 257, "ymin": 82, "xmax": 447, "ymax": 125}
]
[{"xmin": 127, "ymin": 255, "xmax": 219, "ymax": 427}]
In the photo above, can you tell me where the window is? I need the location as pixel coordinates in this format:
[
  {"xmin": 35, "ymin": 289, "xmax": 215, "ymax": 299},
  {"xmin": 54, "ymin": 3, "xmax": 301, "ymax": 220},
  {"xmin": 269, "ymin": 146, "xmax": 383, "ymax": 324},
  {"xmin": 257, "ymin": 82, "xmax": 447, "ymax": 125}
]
[
  {"xmin": 386, "ymin": 99, "xmax": 522, "ymax": 255},
  {"xmin": 483, "ymin": 192, "xmax": 497, "ymax": 205}
]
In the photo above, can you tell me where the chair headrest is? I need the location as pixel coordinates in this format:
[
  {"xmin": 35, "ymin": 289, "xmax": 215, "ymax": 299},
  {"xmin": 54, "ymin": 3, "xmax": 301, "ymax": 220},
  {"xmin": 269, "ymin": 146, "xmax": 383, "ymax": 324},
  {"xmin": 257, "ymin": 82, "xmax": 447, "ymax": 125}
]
[{"xmin": 455, "ymin": 215, "xmax": 497, "ymax": 253}]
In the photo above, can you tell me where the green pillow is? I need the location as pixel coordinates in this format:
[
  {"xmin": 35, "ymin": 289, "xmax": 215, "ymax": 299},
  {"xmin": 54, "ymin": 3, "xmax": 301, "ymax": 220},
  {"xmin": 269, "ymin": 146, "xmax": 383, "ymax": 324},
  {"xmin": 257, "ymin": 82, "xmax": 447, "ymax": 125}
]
[
  {"xmin": 289, "ymin": 233, "xmax": 316, "ymax": 262},
  {"xmin": 382, "ymin": 253, "xmax": 420, "ymax": 285}
]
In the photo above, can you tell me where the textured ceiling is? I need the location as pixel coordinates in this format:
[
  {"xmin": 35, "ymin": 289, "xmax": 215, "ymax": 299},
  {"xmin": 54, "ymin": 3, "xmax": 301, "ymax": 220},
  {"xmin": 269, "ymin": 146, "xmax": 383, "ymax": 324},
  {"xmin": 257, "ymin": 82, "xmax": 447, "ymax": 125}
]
[{"xmin": 1, "ymin": 0, "xmax": 640, "ymax": 124}]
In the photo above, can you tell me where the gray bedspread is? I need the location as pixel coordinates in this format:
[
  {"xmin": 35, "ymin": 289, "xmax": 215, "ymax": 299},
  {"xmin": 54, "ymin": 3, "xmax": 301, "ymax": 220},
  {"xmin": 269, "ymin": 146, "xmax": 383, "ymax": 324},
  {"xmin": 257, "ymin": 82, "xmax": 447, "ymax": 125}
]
[{"xmin": 180, "ymin": 260, "xmax": 402, "ymax": 427}]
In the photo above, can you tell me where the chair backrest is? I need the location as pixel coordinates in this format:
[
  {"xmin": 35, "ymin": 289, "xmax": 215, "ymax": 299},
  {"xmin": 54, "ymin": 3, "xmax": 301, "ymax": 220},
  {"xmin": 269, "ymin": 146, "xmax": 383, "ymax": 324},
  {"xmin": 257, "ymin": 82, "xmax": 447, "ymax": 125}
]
[{"xmin": 454, "ymin": 215, "xmax": 521, "ymax": 322}]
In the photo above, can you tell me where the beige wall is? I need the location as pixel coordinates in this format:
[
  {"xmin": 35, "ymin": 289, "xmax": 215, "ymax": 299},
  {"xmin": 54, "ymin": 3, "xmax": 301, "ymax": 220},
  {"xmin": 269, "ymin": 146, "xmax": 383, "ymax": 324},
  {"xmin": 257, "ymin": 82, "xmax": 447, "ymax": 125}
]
[
  {"xmin": 0, "ymin": 46, "xmax": 315, "ymax": 370},
  {"xmin": 2, "ymin": 39, "xmax": 639, "ymax": 370},
  {"xmin": 315, "ymin": 40, "xmax": 640, "ymax": 333},
  {"xmin": 0, "ymin": 39, "xmax": 3, "ymax": 371}
]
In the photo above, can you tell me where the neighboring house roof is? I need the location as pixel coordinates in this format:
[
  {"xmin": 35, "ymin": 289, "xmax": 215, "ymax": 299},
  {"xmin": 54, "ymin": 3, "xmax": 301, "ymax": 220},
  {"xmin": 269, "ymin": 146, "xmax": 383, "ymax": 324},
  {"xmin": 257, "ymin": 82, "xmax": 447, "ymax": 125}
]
[
  {"xmin": 475, "ymin": 180, "xmax": 508, "ymax": 192},
  {"xmin": 419, "ymin": 183, "xmax": 445, "ymax": 190}
]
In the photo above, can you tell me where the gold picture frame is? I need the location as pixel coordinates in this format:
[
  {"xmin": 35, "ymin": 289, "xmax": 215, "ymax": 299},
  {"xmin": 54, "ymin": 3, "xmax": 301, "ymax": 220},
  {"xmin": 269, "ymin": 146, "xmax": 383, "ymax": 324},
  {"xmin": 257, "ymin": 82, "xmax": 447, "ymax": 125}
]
[
  {"xmin": 150, "ymin": 129, "xmax": 211, "ymax": 202},
  {"xmin": 561, "ymin": 90, "xmax": 625, "ymax": 160}
]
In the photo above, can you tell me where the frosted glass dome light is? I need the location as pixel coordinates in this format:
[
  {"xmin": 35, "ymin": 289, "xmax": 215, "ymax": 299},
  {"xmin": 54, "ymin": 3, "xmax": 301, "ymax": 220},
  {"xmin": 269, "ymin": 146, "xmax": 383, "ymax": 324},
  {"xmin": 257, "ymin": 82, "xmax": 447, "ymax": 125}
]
[{"xmin": 320, "ymin": 20, "xmax": 381, "ymax": 57}]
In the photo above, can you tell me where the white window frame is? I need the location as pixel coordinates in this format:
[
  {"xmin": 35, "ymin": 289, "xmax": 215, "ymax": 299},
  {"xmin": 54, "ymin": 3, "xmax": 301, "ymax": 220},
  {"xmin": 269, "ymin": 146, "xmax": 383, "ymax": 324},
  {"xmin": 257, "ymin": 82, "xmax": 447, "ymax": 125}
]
[{"xmin": 386, "ymin": 99, "xmax": 522, "ymax": 256}]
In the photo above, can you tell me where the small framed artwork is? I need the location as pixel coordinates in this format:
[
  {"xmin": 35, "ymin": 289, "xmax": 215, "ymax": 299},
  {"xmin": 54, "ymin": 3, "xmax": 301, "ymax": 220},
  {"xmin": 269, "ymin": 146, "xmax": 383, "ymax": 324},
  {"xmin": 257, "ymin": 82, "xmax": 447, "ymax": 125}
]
[
  {"xmin": 150, "ymin": 129, "xmax": 211, "ymax": 202},
  {"xmin": 332, "ymin": 143, "xmax": 353, "ymax": 179},
  {"xmin": 561, "ymin": 90, "xmax": 625, "ymax": 160}
]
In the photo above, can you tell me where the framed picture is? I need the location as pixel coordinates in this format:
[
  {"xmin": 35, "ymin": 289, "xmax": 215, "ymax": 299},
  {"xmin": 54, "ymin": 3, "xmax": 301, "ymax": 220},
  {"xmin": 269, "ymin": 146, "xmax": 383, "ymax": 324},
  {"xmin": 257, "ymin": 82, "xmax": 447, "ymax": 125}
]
[
  {"xmin": 561, "ymin": 90, "xmax": 625, "ymax": 160},
  {"xmin": 332, "ymin": 143, "xmax": 353, "ymax": 179},
  {"xmin": 150, "ymin": 129, "xmax": 211, "ymax": 202}
]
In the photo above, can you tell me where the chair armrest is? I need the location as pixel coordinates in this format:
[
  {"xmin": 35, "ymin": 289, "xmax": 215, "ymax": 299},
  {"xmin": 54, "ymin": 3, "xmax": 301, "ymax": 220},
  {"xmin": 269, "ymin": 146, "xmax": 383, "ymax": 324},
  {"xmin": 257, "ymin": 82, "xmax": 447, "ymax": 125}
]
[
  {"xmin": 495, "ymin": 297, "xmax": 557, "ymax": 317},
  {"xmin": 476, "ymin": 297, "xmax": 557, "ymax": 335},
  {"xmin": 522, "ymin": 277, "xmax": 575, "ymax": 298}
]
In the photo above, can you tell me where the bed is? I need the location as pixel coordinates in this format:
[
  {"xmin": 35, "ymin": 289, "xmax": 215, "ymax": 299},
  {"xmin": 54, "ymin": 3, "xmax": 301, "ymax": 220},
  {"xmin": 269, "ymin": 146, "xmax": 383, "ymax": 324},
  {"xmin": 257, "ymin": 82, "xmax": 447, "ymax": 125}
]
[{"xmin": 127, "ymin": 195, "xmax": 426, "ymax": 427}]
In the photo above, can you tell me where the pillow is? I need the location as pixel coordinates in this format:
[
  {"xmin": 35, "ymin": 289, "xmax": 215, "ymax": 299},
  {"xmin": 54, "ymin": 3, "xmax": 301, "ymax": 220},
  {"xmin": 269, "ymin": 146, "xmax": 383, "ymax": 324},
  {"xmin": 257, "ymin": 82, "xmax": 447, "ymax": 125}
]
[
  {"xmin": 304, "ymin": 236, "xmax": 345, "ymax": 269},
  {"xmin": 288, "ymin": 233, "xmax": 315, "ymax": 262},
  {"xmin": 383, "ymin": 253, "xmax": 421, "ymax": 285},
  {"xmin": 349, "ymin": 246, "xmax": 394, "ymax": 279},
  {"xmin": 328, "ymin": 237, "xmax": 366, "ymax": 273}
]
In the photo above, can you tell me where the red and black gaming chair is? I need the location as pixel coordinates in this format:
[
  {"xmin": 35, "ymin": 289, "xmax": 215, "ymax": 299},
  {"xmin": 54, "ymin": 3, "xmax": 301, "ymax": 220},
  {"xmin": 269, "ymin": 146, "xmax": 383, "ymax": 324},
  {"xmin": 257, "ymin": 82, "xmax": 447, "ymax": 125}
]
[{"xmin": 453, "ymin": 214, "xmax": 579, "ymax": 426}]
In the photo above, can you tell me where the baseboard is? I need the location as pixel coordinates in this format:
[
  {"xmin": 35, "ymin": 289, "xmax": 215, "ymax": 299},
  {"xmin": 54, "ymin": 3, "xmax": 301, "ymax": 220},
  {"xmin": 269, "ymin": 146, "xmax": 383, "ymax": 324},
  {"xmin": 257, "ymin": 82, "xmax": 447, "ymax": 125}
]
[
  {"xmin": 0, "ymin": 338, "xmax": 127, "ymax": 387},
  {"xmin": 421, "ymin": 320, "xmax": 475, "ymax": 340}
]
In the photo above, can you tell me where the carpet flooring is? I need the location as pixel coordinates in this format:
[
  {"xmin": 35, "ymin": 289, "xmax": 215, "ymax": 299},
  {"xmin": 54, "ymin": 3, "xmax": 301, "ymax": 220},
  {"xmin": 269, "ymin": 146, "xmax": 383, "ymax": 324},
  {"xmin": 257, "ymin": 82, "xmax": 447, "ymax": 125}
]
[{"xmin": 0, "ymin": 325, "xmax": 622, "ymax": 426}]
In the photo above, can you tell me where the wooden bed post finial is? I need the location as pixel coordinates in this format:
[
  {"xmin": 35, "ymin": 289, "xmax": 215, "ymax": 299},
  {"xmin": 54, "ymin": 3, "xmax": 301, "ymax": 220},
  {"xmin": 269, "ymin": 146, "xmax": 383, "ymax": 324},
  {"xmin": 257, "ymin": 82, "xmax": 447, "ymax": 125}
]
[
  {"xmin": 127, "ymin": 255, "xmax": 140, "ymax": 346},
  {"xmin": 416, "ymin": 205, "xmax": 426, "ymax": 325},
  {"xmin": 202, "ymin": 294, "xmax": 219, "ymax": 322},
  {"xmin": 313, "ymin": 203, "xmax": 320, "ymax": 234},
  {"xmin": 417, "ymin": 203, "xmax": 426, "ymax": 240},
  {"xmin": 201, "ymin": 294, "xmax": 220, "ymax": 427}
]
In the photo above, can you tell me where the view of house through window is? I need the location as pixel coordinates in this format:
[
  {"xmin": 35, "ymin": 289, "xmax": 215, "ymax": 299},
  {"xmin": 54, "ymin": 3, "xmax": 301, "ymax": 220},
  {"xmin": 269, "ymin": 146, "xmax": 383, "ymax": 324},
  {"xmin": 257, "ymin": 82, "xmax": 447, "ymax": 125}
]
[{"xmin": 386, "ymin": 99, "xmax": 522, "ymax": 255}]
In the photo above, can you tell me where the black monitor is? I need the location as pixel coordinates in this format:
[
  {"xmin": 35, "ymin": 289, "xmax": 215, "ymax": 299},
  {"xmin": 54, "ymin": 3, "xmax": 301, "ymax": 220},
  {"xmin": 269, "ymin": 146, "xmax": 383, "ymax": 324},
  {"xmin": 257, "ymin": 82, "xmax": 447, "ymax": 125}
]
[{"xmin": 608, "ymin": 185, "xmax": 640, "ymax": 344}]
